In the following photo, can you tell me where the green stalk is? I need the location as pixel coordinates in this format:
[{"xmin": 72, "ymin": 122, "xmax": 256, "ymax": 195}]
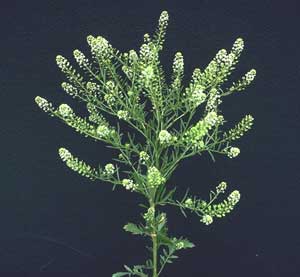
[
  {"xmin": 151, "ymin": 203, "xmax": 158, "ymax": 277},
  {"xmin": 152, "ymin": 231, "xmax": 158, "ymax": 277}
]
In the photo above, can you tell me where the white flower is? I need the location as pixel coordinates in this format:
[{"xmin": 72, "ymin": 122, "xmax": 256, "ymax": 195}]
[
  {"xmin": 139, "ymin": 151, "xmax": 150, "ymax": 164},
  {"xmin": 147, "ymin": 166, "xmax": 165, "ymax": 188},
  {"xmin": 61, "ymin": 82, "xmax": 77, "ymax": 97},
  {"xmin": 35, "ymin": 96, "xmax": 54, "ymax": 113},
  {"xmin": 184, "ymin": 198, "xmax": 194, "ymax": 208},
  {"xmin": 143, "ymin": 207, "xmax": 155, "ymax": 221},
  {"xmin": 216, "ymin": 181, "xmax": 227, "ymax": 193},
  {"xmin": 117, "ymin": 110, "xmax": 129, "ymax": 120},
  {"xmin": 58, "ymin": 147, "xmax": 72, "ymax": 162},
  {"xmin": 73, "ymin": 49, "xmax": 88, "ymax": 67},
  {"xmin": 104, "ymin": 93, "xmax": 116, "ymax": 106},
  {"xmin": 129, "ymin": 49, "xmax": 138, "ymax": 62},
  {"xmin": 227, "ymin": 147, "xmax": 240, "ymax": 158},
  {"xmin": 141, "ymin": 65, "xmax": 154, "ymax": 86},
  {"xmin": 245, "ymin": 69, "xmax": 256, "ymax": 82},
  {"xmin": 104, "ymin": 163, "xmax": 115, "ymax": 175},
  {"xmin": 232, "ymin": 38, "xmax": 244, "ymax": 55},
  {"xmin": 56, "ymin": 55, "xmax": 69, "ymax": 71},
  {"xmin": 96, "ymin": 125, "xmax": 110, "ymax": 138},
  {"xmin": 228, "ymin": 190, "xmax": 241, "ymax": 204},
  {"xmin": 58, "ymin": 104, "xmax": 73, "ymax": 117},
  {"xmin": 86, "ymin": 82, "xmax": 100, "ymax": 94},
  {"xmin": 172, "ymin": 52, "xmax": 184, "ymax": 75},
  {"xmin": 201, "ymin": 214, "xmax": 213, "ymax": 225},
  {"xmin": 87, "ymin": 35, "xmax": 113, "ymax": 61},
  {"xmin": 158, "ymin": 130, "xmax": 172, "ymax": 144},
  {"xmin": 190, "ymin": 88, "xmax": 206, "ymax": 107},
  {"xmin": 122, "ymin": 179, "xmax": 137, "ymax": 191},
  {"xmin": 204, "ymin": 111, "xmax": 218, "ymax": 128},
  {"xmin": 159, "ymin": 11, "xmax": 169, "ymax": 27},
  {"xmin": 215, "ymin": 49, "xmax": 228, "ymax": 65}
]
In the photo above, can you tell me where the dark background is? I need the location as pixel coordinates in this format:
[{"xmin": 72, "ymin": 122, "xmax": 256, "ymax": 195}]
[{"xmin": 1, "ymin": 0, "xmax": 299, "ymax": 276}]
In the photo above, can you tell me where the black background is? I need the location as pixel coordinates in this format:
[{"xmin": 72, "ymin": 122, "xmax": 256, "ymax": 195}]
[{"xmin": 1, "ymin": 0, "xmax": 299, "ymax": 276}]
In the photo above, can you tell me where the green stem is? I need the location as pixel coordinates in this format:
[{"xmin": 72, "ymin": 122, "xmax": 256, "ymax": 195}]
[
  {"xmin": 152, "ymin": 228, "xmax": 158, "ymax": 277},
  {"xmin": 150, "ymin": 202, "xmax": 158, "ymax": 277}
]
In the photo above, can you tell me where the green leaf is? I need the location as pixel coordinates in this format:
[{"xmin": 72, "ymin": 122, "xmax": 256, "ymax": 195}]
[
  {"xmin": 178, "ymin": 238, "xmax": 195, "ymax": 249},
  {"xmin": 123, "ymin": 223, "xmax": 145, "ymax": 235},
  {"xmin": 124, "ymin": 265, "xmax": 132, "ymax": 272},
  {"xmin": 157, "ymin": 233, "xmax": 174, "ymax": 246}
]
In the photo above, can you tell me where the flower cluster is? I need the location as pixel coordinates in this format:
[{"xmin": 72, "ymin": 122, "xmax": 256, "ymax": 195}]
[
  {"xmin": 104, "ymin": 163, "xmax": 115, "ymax": 175},
  {"xmin": 58, "ymin": 148, "xmax": 98, "ymax": 180},
  {"xmin": 172, "ymin": 52, "xmax": 184, "ymax": 78},
  {"xmin": 35, "ymin": 96, "xmax": 55, "ymax": 114},
  {"xmin": 139, "ymin": 151, "xmax": 150, "ymax": 164},
  {"xmin": 154, "ymin": 11, "xmax": 169, "ymax": 50},
  {"xmin": 141, "ymin": 65, "xmax": 155, "ymax": 89},
  {"xmin": 158, "ymin": 130, "xmax": 177, "ymax": 145},
  {"xmin": 58, "ymin": 104, "xmax": 73, "ymax": 118},
  {"xmin": 183, "ymin": 83, "xmax": 207, "ymax": 109},
  {"xmin": 56, "ymin": 55, "xmax": 70, "ymax": 72},
  {"xmin": 73, "ymin": 49, "xmax": 89, "ymax": 68},
  {"xmin": 194, "ymin": 38, "xmax": 247, "ymax": 91},
  {"xmin": 103, "ymin": 81, "xmax": 123, "ymax": 107},
  {"xmin": 231, "ymin": 38, "xmax": 244, "ymax": 57},
  {"xmin": 59, "ymin": 111, "xmax": 98, "ymax": 138},
  {"xmin": 229, "ymin": 69, "xmax": 256, "ymax": 92},
  {"xmin": 158, "ymin": 130, "xmax": 171, "ymax": 144},
  {"xmin": 56, "ymin": 55, "xmax": 84, "ymax": 86},
  {"xmin": 96, "ymin": 124, "xmax": 113, "ymax": 139},
  {"xmin": 121, "ymin": 179, "xmax": 138, "ymax": 191},
  {"xmin": 143, "ymin": 207, "xmax": 155, "ymax": 222},
  {"xmin": 183, "ymin": 69, "xmax": 206, "ymax": 109},
  {"xmin": 190, "ymin": 87, "xmax": 207, "ymax": 107},
  {"xmin": 140, "ymin": 43, "xmax": 158, "ymax": 65},
  {"xmin": 228, "ymin": 190, "xmax": 241, "ymax": 205},
  {"xmin": 184, "ymin": 198, "xmax": 194, "ymax": 208},
  {"xmin": 86, "ymin": 103, "xmax": 108, "ymax": 125},
  {"xmin": 183, "ymin": 111, "xmax": 220, "ymax": 150},
  {"xmin": 204, "ymin": 190, "xmax": 241, "ymax": 218},
  {"xmin": 121, "ymin": 49, "xmax": 139, "ymax": 80},
  {"xmin": 87, "ymin": 35, "xmax": 113, "ymax": 63},
  {"xmin": 86, "ymin": 81, "xmax": 101, "ymax": 96},
  {"xmin": 205, "ymin": 88, "xmax": 222, "ymax": 113},
  {"xmin": 117, "ymin": 110, "xmax": 129, "ymax": 120},
  {"xmin": 61, "ymin": 82, "xmax": 78, "ymax": 98},
  {"xmin": 58, "ymin": 147, "xmax": 72, "ymax": 161},
  {"xmin": 147, "ymin": 166, "xmax": 166, "ymax": 188},
  {"xmin": 201, "ymin": 214, "xmax": 213, "ymax": 225},
  {"xmin": 225, "ymin": 114, "xmax": 254, "ymax": 141},
  {"xmin": 227, "ymin": 147, "xmax": 240, "ymax": 158},
  {"xmin": 215, "ymin": 49, "xmax": 235, "ymax": 68},
  {"xmin": 216, "ymin": 181, "xmax": 227, "ymax": 193}
]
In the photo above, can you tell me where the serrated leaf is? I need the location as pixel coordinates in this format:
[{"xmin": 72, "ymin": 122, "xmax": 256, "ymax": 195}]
[
  {"xmin": 180, "ymin": 238, "xmax": 195, "ymax": 249},
  {"xmin": 123, "ymin": 223, "xmax": 144, "ymax": 235}
]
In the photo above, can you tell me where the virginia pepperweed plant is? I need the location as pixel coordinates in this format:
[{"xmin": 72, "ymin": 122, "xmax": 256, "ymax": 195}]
[{"xmin": 35, "ymin": 11, "xmax": 256, "ymax": 277}]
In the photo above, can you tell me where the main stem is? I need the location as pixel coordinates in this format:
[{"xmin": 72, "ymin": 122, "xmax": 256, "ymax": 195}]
[
  {"xmin": 152, "ymin": 232, "xmax": 158, "ymax": 277},
  {"xmin": 151, "ymin": 203, "xmax": 158, "ymax": 277}
]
